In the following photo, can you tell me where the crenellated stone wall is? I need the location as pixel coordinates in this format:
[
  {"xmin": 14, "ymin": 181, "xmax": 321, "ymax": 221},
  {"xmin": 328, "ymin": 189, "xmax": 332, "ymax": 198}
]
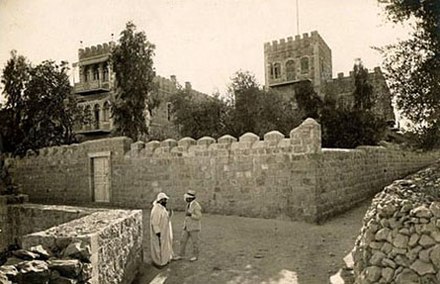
[{"xmin": 6, "ymin": 118, "xmax": 440, "ymax": 222}]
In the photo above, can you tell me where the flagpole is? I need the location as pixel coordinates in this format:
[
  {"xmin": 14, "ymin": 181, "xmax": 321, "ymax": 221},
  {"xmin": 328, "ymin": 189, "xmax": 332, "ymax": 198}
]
[{"xmin": 296, "ymin": 0, "xmax": 300, "ymax": 35}]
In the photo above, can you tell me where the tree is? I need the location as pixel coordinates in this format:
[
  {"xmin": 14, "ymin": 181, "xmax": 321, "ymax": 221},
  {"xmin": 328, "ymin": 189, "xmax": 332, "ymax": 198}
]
[
  {"xmin": 321, "ymin": 61, "xmax": 387, "ymax": 148},
  {"xmin": 294, "ymin": 80, "xmax": 322, "ymax": 120},
  {"xmin": 111, "ymin": 21, "xmax": 156, "ymax": 141},
  {"xmin": 227, "ymin": 70, "xmax": 304, "ymax": 137},
  {"xmin": 352, "ymin": 60, "xmax": 374, "ymax": 111},
  {"xmin": 0, "ymin": 51, "xmax": 29, "ymax": 153},
  {"xmin": 170, "ymin": 89, "xmax": 228, "ymax": 139},
  {"xmin": 227, "ymin": 71, "xmax": 261, "ymax": 136},
  {"xmin": 21, "ymin": 60, "xmax": 77, "ymax": 151},
  {"xmin": 0, "ymin": 52, "xmax": 77, "ymax": 156},
  {"xmin": 377, "ymin": 0, "xmax": 440, "ymax": 148}
]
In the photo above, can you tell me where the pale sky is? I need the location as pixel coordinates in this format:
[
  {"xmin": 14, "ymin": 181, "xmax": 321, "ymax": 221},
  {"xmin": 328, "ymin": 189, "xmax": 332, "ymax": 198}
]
[{"xmin": 0, "ymin": 0, "xmax": 410, "ymax": 96}]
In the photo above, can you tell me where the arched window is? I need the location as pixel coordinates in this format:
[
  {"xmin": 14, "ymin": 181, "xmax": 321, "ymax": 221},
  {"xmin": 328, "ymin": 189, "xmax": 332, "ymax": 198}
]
[
  {"xmin": 93, "ymin": 65, "xmax": 99, "ymax": 81},
  {"xmin": 103, "ymin": 63, "xmax": 109, "ymax": 81},
  {"xmin": 166, "ymin": 102, "xmax": 172, "ymax": 121},
  {"xmin": 84, "ymin": 105, "xmax": 92, "ymax": 128},
  {"xmin": 286, "ymin": 60, "xmax": 296, "ymax": 81},
  {"xmin": 269, "ymin": 63, "xmax": 274, "ymax": 79},
  {"xmin": 301, "ymin": 57, "xmax": 309, "ymax": 73},
  {"xmin": 102, "ymin": 101, "xmax": 110, "ymax": 122},
  {"xmin": 273, "ymin": 63, "xmax": 281, "ymax": 79},
  {"xmin": 83, "ymin": 66, "xmax": 89, "ymax": 82},
  {"xmin": 94, "ymin": 104, "xmax": 100, "ymax": 129}
]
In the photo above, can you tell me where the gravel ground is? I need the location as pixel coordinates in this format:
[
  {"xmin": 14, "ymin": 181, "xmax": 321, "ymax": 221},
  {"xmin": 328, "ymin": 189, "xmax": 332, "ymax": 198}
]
[{"xmin": 134, "ymin": 199, "xmax": 370, "ymax": 284}]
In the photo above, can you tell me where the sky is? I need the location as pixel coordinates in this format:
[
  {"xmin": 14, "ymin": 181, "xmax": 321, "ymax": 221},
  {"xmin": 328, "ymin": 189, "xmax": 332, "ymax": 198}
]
[{"xmin": 0, "ymin": 0, "xmax": 410, "ymax": 97}]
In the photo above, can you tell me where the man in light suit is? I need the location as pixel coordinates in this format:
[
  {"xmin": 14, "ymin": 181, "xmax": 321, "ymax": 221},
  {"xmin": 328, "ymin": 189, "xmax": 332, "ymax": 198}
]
[{"xmin": 174, "ymin": 190, "xmax": 202, "ymax": 262}]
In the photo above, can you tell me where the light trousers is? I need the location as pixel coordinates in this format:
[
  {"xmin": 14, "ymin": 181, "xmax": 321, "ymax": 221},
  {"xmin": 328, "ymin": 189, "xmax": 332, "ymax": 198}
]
[{"xmin": 179, "ymin": 230, "xmax": 200, "ymax": 257}]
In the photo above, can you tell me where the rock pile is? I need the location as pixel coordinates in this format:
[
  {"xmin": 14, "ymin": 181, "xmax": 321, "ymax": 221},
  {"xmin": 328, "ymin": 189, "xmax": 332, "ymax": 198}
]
[
  {"xmin": 353, "ymin": 163, "xmax": 440, "ymax": 283},
  {"xmin": 0, "ymin": 241, "xmax": 92, "ymax": 284}
]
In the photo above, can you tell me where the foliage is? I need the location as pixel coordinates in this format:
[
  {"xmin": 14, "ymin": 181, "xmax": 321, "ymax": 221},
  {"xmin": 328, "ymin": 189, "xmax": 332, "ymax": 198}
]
[
  {"xmin": 227, "ymin": 70, "xmax": 303, "ymax": 137},
  {"xmin": 0, "ymin": 51, "xmax": 78, "ymax": 156},
  {"xmin": 293, "ymin": 80, "xmax": 322, "ymax": 120},
  {"xmin": 111, "ymin": 21, "xmax": 156, "ymax": 141},
  {"xmin": 321, "ymin": 106, "xmax": 387, "ymax": 148},
  {"xmin": 353, "ymin": 60, "xmax": 375, "ymax": 111},
  {"xmin": 377, "ymin": 0, "xmax": 440, "ymax": 148},
  {"xmin": 321, "ymin": 61, "xmax": 387, "ymax": 148},
  {"xmin": 227, "ymin": 71, "xmax": 261, "ymax": 136},
  {"xmin": 170, "ymin": 89, "xmax": 228, "ymax": 139}
]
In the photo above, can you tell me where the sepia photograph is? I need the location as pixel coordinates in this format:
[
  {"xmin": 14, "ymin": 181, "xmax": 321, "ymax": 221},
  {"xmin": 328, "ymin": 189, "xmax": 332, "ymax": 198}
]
[{"xmin": 0, "ymin": 0, "xmax": 440, "ymax": 283}]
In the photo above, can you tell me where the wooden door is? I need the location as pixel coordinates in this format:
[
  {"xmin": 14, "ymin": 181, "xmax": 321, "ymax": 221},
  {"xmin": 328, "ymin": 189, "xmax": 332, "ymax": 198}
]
[{"xmin": 93, "ymin": 156, "xmax": 110, "ymax": 202}]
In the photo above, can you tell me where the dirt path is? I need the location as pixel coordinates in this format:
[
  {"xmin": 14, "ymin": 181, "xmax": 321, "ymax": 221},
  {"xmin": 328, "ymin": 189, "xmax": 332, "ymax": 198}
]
[{"xmin": 134, "ymin": 199, "xmax": 370, "ymax": 284}]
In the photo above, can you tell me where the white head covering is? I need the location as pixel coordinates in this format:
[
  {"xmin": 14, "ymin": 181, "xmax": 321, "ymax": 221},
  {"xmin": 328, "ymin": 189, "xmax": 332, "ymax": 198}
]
[
  {"xmin": 184, "ymin": 190, "xmax": 196, "ymax": 200},
  {"xmin": 156, "ymin": 192, "xmax": 169, "ymax": 202}
]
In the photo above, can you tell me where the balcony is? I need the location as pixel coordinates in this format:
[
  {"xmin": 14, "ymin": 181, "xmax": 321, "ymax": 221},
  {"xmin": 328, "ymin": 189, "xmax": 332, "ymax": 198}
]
[
  {"xmin": 74, "ymin": 122, "xmax": 112, "ymax": 135},
  {"xmin": 74, "ymin": 80, "xmax": 111, "ymax": 94}
]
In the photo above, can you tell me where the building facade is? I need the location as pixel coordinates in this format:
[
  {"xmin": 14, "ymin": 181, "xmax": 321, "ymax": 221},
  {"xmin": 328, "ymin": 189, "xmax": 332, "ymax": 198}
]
[
  {"xmin": 264, "ymin": 31, "xmax": 332, "ymax": 94},
  {"xmin": 264, "ymin": 31, "xmax": 395, "ymax": 124},
  {"xmin": 72, "ymin": 42, "xmax": 206, "ymax": 140}
]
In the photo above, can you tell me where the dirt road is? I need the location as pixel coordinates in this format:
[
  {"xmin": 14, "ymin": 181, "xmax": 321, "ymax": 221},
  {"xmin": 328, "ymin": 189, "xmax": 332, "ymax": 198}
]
[{"xmin": 134, "ymin": 200, "xmax": 370, "ymax": 284}]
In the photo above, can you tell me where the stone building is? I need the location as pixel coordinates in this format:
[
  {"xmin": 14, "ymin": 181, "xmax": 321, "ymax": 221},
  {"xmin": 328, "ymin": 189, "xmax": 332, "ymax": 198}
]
[
  {"xmin": 72, "ymin": 42, "xmax": 207, "ymax": 140},
  {"xmin": 264, "ymin": 31, "xmax": 332, "ymax": 95},
  {"xmin": 264, "ymin": 31, "xmax": 395, "ymax": 124}
]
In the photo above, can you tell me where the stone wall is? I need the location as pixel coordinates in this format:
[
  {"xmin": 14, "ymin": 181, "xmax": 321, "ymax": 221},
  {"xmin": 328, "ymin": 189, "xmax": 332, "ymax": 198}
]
[
  {"xmin": 8, "ymin": 204, "xmax": 98, "ymax": 247},
  {"xmin": 0, "ymin": 195, "xmax": 29, "ymax": 253},
  {"xmin": 316, "ymin": 147, "xmax": 437, "ymax": 222},
  {"xmin": 21, "ymin": 209, "xmax": 143, "ymax": 284},
  {"xmin": 6, "ymin": 118, "xmax": 440, "ymax": 222},
  {"xmin": 0, "ymin": 203, "xmax": 142, "ymax": 284},
  {"xmin": 0, "ymin": 196, "xmax": 8, "ymax": 253},
  {"xmin": 353, "ymin": 163, "xmax": 440, "ymax": 283}
]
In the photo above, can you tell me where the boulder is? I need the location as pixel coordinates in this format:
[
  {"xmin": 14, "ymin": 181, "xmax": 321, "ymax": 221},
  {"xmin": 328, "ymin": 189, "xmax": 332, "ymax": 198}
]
[
  {"xmin": 365, "ymin": 266, "xmax": 381, "ymax": 282},
  {"xmin": 47, "ymin": 259, "xmax": 82, "ymax": 278},
  {"xmin": 4, "ymin": 257, "xmax": 24, "ymax": 266},
  {"xmin": 395, "ymin": 268, "xmax": 419, "ymax": 284},
  {"xmin": 410, "ymin": 260, "xmax": 435, "ymax": 276},
  {"xmin": 28, "ymin": 245, "xmax": 51, "ymax": 260},
  {"xmin": 12, "ymin": 249, "xmax": 40, "ymax": 260},
  {"xmin": 0, "ymin": 266, "xmax": 18, "ymax": 282},
  {"xmin": 419, "ymin": 235, "xmax": 436, "ymax": 248},
  {"xmin": 62, "ymin": 242, "xmax": 91, "ymax": 262},
  {"xmin": 16, "ymin": 260, "xmax": 50, "ymax": 283},
  {"xmin": 0, "ymin": 272, "xmax": 10, "ymax": 284}
]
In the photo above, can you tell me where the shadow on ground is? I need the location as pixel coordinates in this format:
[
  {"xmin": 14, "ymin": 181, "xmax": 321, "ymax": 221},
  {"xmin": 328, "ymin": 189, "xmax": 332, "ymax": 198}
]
[{"xmin": 133, "ymin": 200, "xmax": 370, "ymax": 284}]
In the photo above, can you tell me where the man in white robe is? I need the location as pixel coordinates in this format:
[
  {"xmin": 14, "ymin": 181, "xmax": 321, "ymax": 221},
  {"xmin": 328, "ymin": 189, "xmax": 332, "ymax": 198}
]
[{"xmin": 150, "ymin": 192, "xmax": 174, "ymax": 267}]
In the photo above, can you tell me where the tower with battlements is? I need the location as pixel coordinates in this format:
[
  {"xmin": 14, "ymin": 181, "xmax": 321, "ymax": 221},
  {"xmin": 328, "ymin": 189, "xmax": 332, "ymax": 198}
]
[
  {"xmin": 264, "ymin": 31, "xmax": 332, "ymax": 94},
  {"xmin": 264, "ymin": 31, "xmax": 395, "ymax": 124}
]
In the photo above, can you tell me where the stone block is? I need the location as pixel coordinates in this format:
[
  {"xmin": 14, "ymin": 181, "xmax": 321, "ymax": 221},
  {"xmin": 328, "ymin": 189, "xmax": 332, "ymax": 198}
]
[
  {"xmin": 178, "ymin": 137, "xmax": 196, "ymax": 149},
  {"xmin": 160, "ymin": 139, "xmax": 177, "ymax": 148},
  {"xmin": 218, "ymin": 135, "xmax": 237, "ymax": 145},
  {"xmin": 144, "ymin": 141, "xmax": 160, "ymax": 153},
  {"xmin": 130, "ymin": 141, "xmax": 145, "ymax": 153},
  {"xmin": 239, "ymin": 132, "xmax": 259, "ymax": 144},
  {"xmin": 263, "ymin": 130, "xmax": 284, "ymax": 146},
  {"xmin": 197, "ymin": 136, "xmax": 216, "ymax": 147}
]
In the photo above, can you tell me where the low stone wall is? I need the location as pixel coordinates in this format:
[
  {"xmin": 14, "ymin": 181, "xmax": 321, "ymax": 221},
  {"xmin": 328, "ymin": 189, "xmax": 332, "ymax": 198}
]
[
  {"xmin": 316, "ymin": 146, "xmax": 437, "ymax": 221},
  {"xmin": 6, "ymin": 118, "xmax": 440, "ymax": 222},
  {"xmin": 0, "ymin": 202, "xmax": 143, "ymax": 284},
  {"xmin": 8, "ymin": 204, "xmax": 99, "ymax": 247},
  {"xmin": 0, "ymin": 197, "xmax": 8, "ymax": 254},
  {"xmin": 0, "ymin": 195, "xmax": 30, "ymax": 254},
  {"xmin": 353, "ymin": 163, "xmax": 440, "ymax": 283},
  {"xmin": 21, "ymin": 209, "xmax": 143, "ymax": 284}
]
